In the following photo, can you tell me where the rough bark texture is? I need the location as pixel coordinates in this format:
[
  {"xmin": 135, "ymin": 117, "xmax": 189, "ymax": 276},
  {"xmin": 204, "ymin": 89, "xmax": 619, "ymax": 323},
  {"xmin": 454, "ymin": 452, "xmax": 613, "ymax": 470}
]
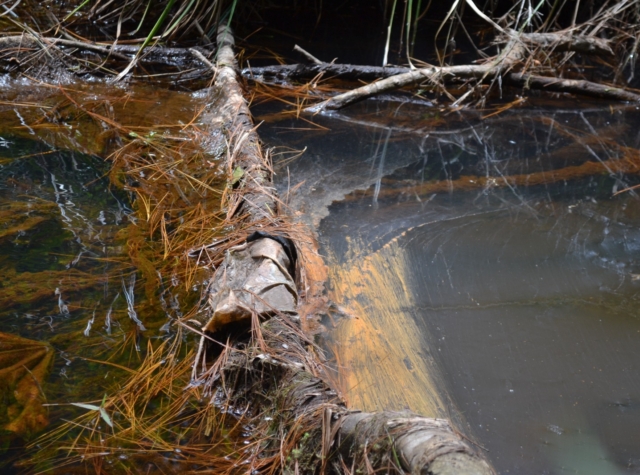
[
  {"xmin": 304, "ymin": 40, "xmax": 528, "ymax": 112},
  {"xmin": 289, "ymin": 32, "xmax": 639, "ymax": 112},
  {"xmin": 197, "ymin": 25, "xmax": 496, "ymax": 475},
  {"xmin": 204, "ymin": 27, "xmax": 277, "ymax": 222},
  {"xmin": 242, "ymin": 33, "xmax": 613, "ymax": 87},
  {"xmin": 305, "ymin": 63, "xmax": 497, "ymax": 112},
  {"xmin": 247, "ymin": 60, "xmax": 640, "ymax": 109},
  {"xmin": 244, "ymin": 63, "xmax": 413, "ymax": 82},
  {"xmin": 0, "ymin": 34, "xmax": 209, "ymax": 68},
  {"xmin": 337, "ymin": 413, "xmax": 493, "ymax": 475},
  {"xmin": 508, "ymin": 30, "xmax": 614, "ymax": 56},
  {"xmin": 505, "ymin": 72, "xmax": 640, "ymax": 101}
]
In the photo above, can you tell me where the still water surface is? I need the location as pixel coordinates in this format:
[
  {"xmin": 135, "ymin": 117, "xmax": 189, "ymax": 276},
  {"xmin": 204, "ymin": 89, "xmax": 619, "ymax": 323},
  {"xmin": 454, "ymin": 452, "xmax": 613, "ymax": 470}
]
[
  {"xmin": 259, "ymin": 98, "xmax": 640, "ymax": 474},
  {"xmin": 0, "ymin": 81, "xmax": 207, "ymax": 472},
  {"xmin": 1, "ymin": 76, "xmax": 639, "ymax": 473}
]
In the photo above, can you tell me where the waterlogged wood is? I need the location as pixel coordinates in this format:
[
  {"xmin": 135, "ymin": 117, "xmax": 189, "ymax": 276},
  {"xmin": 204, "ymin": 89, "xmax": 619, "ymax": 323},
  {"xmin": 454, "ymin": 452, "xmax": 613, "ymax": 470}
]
[
  {"xmin": 509, "ymin": 30, "xmax": 614, "ymax": 56},
  {"xmin": 338, "ymin": 413, "xmax": 494, "ymax": 475},
  {"xmin": 306, "ymin": 63, "xmax": 496, "ymax": 112},
  {"xmin": 204, "ymin": 26, "xmax": 276, "ymax": 221},
  {"xmin": 0, "ymin": 35, "xmax": 209, "ymax": 66},
  {"xmin": 301, "ymin": 32, "xmax": 637, "ymax": 112},
  {"xmin": 201, "ymin": 25, "xmax": 495, "ymax": 475},
  {"xmin": 244, "ymin": 63, "xmax": 412, "ymax": 82},
  {"xmin": 244, "ymin": 32, "xmax": 612, "ymax": 86},
  {"xmin": 306, "ymin": 40, "xmax": 525, "ymax": 112},
  {"xmin": 505, "ymin": 72, "xmax": 640, "ymax": 102},
  {"xmin": 363, "ymin": 149, "xmax": 640, "ymax": 202}
]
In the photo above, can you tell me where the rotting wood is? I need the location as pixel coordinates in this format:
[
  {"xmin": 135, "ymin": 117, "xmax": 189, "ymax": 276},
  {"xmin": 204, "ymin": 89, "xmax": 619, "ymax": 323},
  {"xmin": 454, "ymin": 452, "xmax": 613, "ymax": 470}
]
[
  {"xmin": 244, "ymin": 31, "xmax": 613, "ymax": 85},
  {"xmin": 305, "ymin": 39, "xmax": 526, "ymax": 113},
  {"xmin": 237, "ymin": 31, "xmax": 635, "ymax": 112},
  {"xmin": 201, "ymin": 26, "xmax": 277, "ymax": 223},
  {"xmin": 194, "ymin": 25, "xmax": 495, "ymax": 475},
  {"xmin": 244, "ymin": 62, "xmax": 413, "ymax": 82},
  {"xmin": 0, "ymin": 34, "xmax": 210, "ymax": 72}
]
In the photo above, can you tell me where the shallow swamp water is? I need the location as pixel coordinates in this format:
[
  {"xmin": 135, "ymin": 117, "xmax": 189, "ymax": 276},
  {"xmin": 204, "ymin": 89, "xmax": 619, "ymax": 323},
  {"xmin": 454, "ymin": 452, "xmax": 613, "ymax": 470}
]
[
  {"xmin": 256, "ymin": 97, "xmax": 640, "ymax": 474},
  {"xmin": 0, "ymin": 79, "xmax": 225, "ymax": 472},
  {"xmin": 0, "ymin": 74, "xmax": 639, "ymax": 475}
]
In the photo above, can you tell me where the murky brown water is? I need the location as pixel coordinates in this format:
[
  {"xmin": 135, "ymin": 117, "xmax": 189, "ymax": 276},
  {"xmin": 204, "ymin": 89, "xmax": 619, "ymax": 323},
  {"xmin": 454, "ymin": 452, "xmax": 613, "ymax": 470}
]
[
  {"xmin": 1, "ymin": 69, "xmax": 639, "ymax": 473},
  {"xmin": 0, "ymin": 79, "xmax": 213, "ymax": 472},
  {"xmin": 259, "ymin": 98, "xmax": 640, "ymax": 474}
]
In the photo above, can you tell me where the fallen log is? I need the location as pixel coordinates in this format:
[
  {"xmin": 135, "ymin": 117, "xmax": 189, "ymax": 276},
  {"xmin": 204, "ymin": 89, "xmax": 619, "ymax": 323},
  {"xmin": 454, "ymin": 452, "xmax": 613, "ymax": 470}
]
[
  {"xmin": 243, "ymin": 31, "xmax": 612, "ymax": 85},
  {"xmin": 506, "ymin": 30, "xmax": 614, "ymax": 56},
  {"xmin": 243, "ymin": 31, "xmax": 635, "ymax": 112},
  {"xmin": 303, "ymin": 38, "xmax": 527, "ymax": 112},
  {"xmin": 243, "ymin": 62, "xmax": 412, "ymax": 82},
  {"xmin": 193, "ymin": 25, "xmax": 496, "ymax": 474},
  {"xmin": 304, "ymin": 62, "xmax": 499, "ymax": 112},
  {"xmin": 304, "ymin": 60, "xmax": 640, "ymax": 113},
  {"xmin": 246, "ymin": 60, "xmax": 640, "ymax": 109},
  {"xmin": 0, "ymin": 34, "xmax": 209, "ymax": 71}
]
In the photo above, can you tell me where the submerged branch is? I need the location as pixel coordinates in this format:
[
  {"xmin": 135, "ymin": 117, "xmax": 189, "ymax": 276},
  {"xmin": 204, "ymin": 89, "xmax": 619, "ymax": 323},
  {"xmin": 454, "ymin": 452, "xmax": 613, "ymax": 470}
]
[
  {"xmin": 0, "ymin": 34, "xmax": 210, "ymax": 74},
  {"xmin": 506, "ymin": 30, "xmax": 614, "ymax": 56},
  {"xmin": 242, "ymin": 31, "xmax": 637, "ymax": 112},
  {"xmin": 244, "ymin": 62, "xmax": 413, "ymax": 82},
  {"xmin": 504, "ymin": 72, "xmax": 640, "ymax": 102},
  {"xmin": 306, "ymin": 38, "xmax": 527, "ymax": 112}
]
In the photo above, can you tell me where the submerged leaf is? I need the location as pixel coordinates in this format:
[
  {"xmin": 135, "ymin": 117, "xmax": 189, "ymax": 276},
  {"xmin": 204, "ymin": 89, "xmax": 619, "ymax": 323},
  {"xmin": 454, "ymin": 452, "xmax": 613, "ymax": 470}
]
[
  {"xmin": 231, "ymin": 166, "xmax": 244, "ymax": 185},
  {"xmin": 99, "ymin": 408, "xmax": 113, "ymax": 428},
  {"xmin": 70, "ymin": 403, "xmax": 101, "ymax": 411}
]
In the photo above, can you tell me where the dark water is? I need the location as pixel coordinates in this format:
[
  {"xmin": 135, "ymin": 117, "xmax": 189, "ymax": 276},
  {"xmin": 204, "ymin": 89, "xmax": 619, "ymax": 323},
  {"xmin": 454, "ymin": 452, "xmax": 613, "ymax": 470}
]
[
  {"xmin": 1, "ymin": 70, "xmax": 639, "ymax": 475},
  {"xmin": 0, "ymin": 81, "xmax": 208, "ymax": 472},
  {"xmin": 258, "ymin": 99, "xmax": 640, "ymax": 474}
]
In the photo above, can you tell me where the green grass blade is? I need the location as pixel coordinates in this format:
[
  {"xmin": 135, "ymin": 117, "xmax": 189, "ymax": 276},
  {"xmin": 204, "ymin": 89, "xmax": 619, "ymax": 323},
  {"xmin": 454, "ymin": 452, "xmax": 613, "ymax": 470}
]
[
  {"xmin": 161, "ymin": 0, "xmax": 197, "ymax": 38},
  {"xmin": 131, "ymin": 0, "xmax": 152, "ymax": 36},
  {"xmin": 140, "ymin": 0, "xmax": 177, "ymax": 50},
  {"xmin": 99, "ymin": 408, "xmax": 114, "ymax": 428},
  {"xmin": 383, "ymin": 0, "xmax": 398, "ymax": 66},
  {"xmin": 63, "ymin": 0, "xmax": 91, "ymax": 22}
]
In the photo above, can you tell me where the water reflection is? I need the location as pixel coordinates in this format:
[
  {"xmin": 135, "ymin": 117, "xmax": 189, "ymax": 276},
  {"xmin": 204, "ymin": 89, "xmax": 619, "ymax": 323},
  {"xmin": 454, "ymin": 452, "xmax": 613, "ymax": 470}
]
[{"xmin": 259, "ymin": 98, "xmax": 640, "ymax": 474}]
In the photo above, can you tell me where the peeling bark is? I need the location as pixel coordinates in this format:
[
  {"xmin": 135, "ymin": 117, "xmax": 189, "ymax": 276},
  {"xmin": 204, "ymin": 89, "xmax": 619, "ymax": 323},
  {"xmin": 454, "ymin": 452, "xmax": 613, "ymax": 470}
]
[{"xmin": 196, "ymin": 25, "xmax": 496, "ymax": 475}]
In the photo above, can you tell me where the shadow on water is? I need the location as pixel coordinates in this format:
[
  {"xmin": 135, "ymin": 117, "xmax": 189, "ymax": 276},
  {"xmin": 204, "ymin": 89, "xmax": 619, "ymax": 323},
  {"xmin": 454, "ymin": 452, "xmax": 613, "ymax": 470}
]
[{"xmin": 258, "ymin": 98, "xmax": 640, "ymax": 474}]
